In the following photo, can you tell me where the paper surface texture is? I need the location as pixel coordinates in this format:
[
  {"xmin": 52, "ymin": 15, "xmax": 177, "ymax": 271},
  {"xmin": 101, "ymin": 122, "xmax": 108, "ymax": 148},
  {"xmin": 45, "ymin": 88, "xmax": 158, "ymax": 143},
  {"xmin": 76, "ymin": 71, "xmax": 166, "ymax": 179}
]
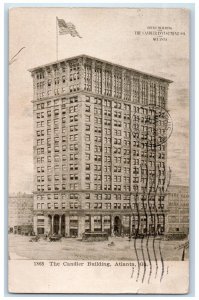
[{"xmin": 8, "ymin": 7, "xmax": 189, "ymax": 294}]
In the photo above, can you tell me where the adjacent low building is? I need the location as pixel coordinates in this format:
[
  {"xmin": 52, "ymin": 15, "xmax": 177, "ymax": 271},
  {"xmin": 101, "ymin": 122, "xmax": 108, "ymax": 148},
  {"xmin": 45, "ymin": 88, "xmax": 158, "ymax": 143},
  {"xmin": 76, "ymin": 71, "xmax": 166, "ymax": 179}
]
[
  {"xmin": 165, "ymin": 185, "xmax": 189, "ymax": 237},
  {"xmin": 9, "ymin": 193, "xmax": 33, "ymax": 234}
]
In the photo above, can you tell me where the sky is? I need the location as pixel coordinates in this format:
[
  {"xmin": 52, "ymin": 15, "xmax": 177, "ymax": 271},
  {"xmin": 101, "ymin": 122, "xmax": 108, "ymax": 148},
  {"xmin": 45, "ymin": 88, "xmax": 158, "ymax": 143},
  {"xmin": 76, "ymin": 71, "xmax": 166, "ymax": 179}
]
[{"xmin": 9, "ymin": 7, "xmax": 189, "ymax": 193}]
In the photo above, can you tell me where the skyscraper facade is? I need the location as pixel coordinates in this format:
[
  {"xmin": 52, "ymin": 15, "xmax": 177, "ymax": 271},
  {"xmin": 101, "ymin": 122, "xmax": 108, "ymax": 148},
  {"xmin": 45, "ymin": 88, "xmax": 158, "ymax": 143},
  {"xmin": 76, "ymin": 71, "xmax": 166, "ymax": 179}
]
[{"xmin": 29, "ymin": 55, "xmax": 172, "ymax": 237}]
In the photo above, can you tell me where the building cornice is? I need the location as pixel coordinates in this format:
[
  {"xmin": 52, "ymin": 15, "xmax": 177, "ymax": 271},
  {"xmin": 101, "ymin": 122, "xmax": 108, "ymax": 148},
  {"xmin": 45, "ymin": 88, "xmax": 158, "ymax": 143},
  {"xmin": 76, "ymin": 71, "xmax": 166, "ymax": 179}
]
[{"xmin": 28, "ymin": 54, "xmax": 173, "ymax": 84}]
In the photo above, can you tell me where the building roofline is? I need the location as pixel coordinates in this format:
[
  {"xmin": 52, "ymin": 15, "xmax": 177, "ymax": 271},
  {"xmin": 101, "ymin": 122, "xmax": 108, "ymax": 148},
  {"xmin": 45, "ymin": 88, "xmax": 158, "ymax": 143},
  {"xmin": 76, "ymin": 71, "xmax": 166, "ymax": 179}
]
[{"xmin": 28, "ymin": 54, "xmax": 173, "ymax": 83}]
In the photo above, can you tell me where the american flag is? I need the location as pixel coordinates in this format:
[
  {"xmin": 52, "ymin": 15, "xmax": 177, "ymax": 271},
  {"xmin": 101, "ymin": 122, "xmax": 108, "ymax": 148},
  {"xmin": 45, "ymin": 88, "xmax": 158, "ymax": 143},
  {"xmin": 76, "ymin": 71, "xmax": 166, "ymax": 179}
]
[{"xmin": 57, "ymin": 17, "xmax": 82, "ymax": 38}]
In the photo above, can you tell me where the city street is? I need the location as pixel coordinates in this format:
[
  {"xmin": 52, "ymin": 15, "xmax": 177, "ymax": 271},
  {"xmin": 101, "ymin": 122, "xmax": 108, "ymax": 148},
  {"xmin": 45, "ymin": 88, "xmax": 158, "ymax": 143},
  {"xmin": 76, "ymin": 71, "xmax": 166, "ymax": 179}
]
[{"xmin": 9, "ymin": 234, "xmax": 188, "ymax": 261}]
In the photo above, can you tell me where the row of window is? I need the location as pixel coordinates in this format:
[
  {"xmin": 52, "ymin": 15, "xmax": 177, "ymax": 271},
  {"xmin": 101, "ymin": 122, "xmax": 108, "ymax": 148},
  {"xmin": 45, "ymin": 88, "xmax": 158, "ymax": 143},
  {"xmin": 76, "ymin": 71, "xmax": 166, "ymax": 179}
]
[
  {"xmin": 35, "ymin": 97, "xmax": 165, "ymax": 114},
  {"xmin": 37, "ymin": 123, "xmax": 134, "ymax": 136},
  {"xmin": 37, "ymin": 182, "xmax": 153, "ymax": 191},
  {"xmin": 36, "ymin": 153, "xmax": 162, "ymax": 166},
  {"xmin": 37, "ymin": 193, "xmax": 132, "ymax": 201},
  {"xmin": 36, "ymin": 193, "xmax": 165, "ymax": 203},
  {"xmin": 36, "ymin": 201, "xmax": 164, "ymax": 210},
  {"xmin": 37, "ymin": 184, "xmax": 81, "ymax": 191}
]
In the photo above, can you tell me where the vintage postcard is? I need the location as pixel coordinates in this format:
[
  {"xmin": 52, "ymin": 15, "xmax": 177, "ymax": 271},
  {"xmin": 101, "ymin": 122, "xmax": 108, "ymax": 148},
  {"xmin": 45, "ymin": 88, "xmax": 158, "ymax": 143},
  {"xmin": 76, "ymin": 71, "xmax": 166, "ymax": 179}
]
[{"xmin": 8, "ymin": 7, "xmax": 189, "ymax": 294}]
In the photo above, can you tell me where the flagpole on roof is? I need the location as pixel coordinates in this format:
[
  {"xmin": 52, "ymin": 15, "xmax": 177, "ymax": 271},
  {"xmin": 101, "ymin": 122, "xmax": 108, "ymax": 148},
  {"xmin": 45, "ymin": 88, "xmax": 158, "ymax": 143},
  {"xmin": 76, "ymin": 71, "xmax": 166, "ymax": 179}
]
[
  {"xmin": 56, "ymin": 17, "xmax": 58, "ymax": 61},
  {"xmin": 56, "ymin": 17, "xmax": 82, "ymax": 61}
]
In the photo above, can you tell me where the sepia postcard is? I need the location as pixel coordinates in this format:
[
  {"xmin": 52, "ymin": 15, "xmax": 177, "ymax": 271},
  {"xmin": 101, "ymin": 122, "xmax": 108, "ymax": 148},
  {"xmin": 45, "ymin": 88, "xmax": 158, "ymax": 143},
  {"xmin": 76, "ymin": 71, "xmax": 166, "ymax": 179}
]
[{"xmin": 8, "ymin": 7, "xmax": 189, "ymax": 294}]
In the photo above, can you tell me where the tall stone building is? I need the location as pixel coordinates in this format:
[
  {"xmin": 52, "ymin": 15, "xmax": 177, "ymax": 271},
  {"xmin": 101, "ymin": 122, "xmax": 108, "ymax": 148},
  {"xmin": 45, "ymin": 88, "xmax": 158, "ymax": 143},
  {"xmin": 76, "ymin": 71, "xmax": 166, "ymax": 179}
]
[{"xmin": 29, "ymin": 54, "xmax": 172, "ymax": 237}]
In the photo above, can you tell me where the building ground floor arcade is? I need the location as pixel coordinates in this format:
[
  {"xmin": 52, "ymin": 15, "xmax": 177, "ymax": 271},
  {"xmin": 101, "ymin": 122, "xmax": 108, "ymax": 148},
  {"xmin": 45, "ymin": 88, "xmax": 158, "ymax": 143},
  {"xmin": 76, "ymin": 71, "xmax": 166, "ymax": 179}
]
[{"xmin": 33, "ymin": 211, "xmax": 165, "ymax": 237}]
